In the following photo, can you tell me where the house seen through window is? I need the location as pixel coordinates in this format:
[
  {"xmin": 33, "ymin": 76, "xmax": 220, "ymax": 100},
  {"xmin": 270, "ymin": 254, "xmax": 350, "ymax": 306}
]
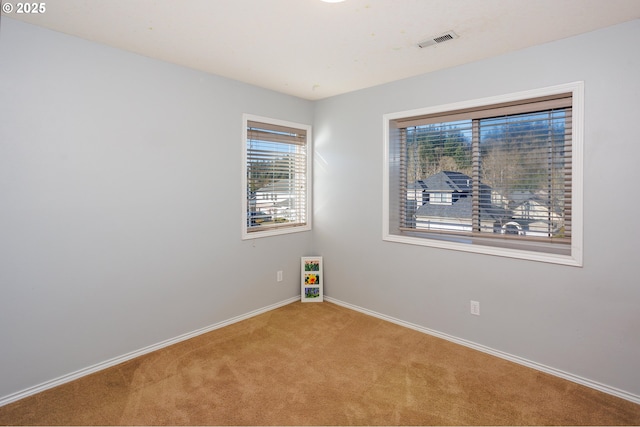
[
  {"xmin": 242, "ymin": 115, "xmax": 312, "ymax": 239},
  {"xmin": 384, "ymin": 83, "xmax": 583, "ymax": 266}
]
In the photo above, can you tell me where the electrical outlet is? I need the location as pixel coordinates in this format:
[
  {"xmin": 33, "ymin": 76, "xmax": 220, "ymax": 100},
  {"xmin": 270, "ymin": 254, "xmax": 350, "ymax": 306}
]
[
  {"xmin": 470, "ymin": 300, "xmax": 480, "ymax": 316},
  {"xmin": 277, "ymin": 270, "xmax": 283, "ymax": 282}
]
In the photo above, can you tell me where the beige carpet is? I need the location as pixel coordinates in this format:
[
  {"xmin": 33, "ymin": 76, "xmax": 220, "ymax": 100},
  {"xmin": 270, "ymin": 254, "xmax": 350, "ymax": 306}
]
[{"xmin": 1, "ymin": 301, "xmax": 639, "ymax": 425}]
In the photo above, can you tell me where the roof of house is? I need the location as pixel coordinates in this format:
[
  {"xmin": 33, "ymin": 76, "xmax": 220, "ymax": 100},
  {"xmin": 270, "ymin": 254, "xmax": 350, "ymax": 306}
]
[
  {"xmin": 421, "ymin": 171, "xmax": 472, "ymax": 193},
  {"xmin": 508, "ymin": 190, "xmax": 537, "ymax": 204},
  {"xmin": 407, "ymin": 180, "xmax": 428, "ymax": 191},
  {"xmin": 256, "ymin": 178, "xmax": 296, "ymax": 194},
  {"xmin": 416, "ymin": 196, "xmax": 509, "ymax": 221}
]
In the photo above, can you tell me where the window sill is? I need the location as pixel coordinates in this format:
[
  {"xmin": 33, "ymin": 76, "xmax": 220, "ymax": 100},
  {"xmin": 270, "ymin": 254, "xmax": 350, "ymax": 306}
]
[
  {"xmin": 382, "ymin": 232, "xmax": 582, "ymax": 267},
  {"xmin": 242, "ymin": 224, "xmax": 311, "ymax": 240}
]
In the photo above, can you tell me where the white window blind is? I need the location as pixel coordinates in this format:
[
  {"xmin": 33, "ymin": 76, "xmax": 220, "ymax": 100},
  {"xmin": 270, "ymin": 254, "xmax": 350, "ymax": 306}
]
[
  {"xmin": 244, "ymin": 117, "xmax": 311, "ymax": 238},
  {"xmin": 384, "ymin": 83, "xmax": 583, "ymax": 265}
]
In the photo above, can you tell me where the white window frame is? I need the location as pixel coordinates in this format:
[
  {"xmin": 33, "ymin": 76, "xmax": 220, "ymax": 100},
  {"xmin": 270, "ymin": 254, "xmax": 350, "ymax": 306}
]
[
  {"xmin": 430, "ymin": 193, "xmax": 452, "ymax": 205},
  {"xmin": 242, "ymin": 114, "xmax": 312, "ymax": 240},
  {"xmin": 382, "ymin": 82, "xmax": 584, "ymax": 266}
]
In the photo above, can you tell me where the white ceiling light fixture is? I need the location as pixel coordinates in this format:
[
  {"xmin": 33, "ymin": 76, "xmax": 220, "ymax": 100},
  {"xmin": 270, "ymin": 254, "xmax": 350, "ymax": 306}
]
[{"xmin": 321, "ymin": 0, "xmax": 346, "ymax": 3}]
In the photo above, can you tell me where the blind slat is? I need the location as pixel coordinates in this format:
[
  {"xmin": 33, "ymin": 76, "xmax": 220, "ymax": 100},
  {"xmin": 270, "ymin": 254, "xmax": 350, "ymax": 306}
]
[{"xmin": 394, "ymin": 93, "xmax": 572, "ymax": 128}]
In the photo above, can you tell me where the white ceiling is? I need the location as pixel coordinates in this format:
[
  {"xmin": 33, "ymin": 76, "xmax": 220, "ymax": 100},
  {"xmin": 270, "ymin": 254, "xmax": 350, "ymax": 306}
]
[{"xmin": 7, "ymin": 0, "xmax": 640, "ymax": 100}]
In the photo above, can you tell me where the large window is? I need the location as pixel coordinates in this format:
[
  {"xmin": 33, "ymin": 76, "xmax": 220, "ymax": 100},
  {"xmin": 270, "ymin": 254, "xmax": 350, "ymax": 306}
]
[
  {"xmin": 383, "ymin": 83, "xmax": 583, "ymax": 266},
  {"xmin": 242, "ymin": 114, "xmax": 312, "ymax": 239}
]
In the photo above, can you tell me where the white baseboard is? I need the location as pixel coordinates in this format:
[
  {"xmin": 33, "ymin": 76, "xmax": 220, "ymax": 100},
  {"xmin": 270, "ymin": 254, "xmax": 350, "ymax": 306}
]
[
  {"xmin": 4, "ymin": 295, "xmax": 638, "ymax": 407},
  {"xmin": 0, "ymin": 296, "xmax": 299, "ymax": 408},
  {"xmin": 325, "ymin": 296, "xmax": 640, "ymax": 405}
]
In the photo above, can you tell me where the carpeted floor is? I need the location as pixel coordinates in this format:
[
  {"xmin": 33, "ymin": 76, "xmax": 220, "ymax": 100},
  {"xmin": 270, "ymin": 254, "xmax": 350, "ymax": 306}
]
[{"xmin": 1, "ymin": 301, "xmax": 639, "ymax": 425}]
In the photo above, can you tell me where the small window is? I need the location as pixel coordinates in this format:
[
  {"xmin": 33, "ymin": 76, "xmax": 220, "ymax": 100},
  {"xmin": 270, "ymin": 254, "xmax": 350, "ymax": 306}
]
[
  {"xmin": 383, "ymin": 83, "xmax": 583, "ymax": 266},
  {"xmin": 242, "ymin": 114, "xmax": 312, "ymax": 239},
  {"xmin": 430, "ymin": 193, "xmax": 452, "ymax": 205}
]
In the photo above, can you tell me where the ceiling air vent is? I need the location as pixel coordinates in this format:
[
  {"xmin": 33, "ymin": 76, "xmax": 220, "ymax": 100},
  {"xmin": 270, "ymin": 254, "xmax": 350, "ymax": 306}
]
[{"xmin": 418, "ymin": 30, "xmax": 459, "ymax": 48}]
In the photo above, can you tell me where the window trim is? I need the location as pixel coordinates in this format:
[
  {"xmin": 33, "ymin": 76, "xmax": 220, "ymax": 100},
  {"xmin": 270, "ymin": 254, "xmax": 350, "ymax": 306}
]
[
  {"xmin": 242, "ymin": 114, "xmax": 312, "ymax": 240},
  {"xmin": 382, "ymin": 82, "xmax": 584, "ymax": 266}
]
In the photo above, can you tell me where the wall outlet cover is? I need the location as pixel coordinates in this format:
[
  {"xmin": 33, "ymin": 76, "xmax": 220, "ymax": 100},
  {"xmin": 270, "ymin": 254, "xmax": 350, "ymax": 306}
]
[{"xmin": 470, "ymin": 300, "xmax": 480, "ymax": 316}]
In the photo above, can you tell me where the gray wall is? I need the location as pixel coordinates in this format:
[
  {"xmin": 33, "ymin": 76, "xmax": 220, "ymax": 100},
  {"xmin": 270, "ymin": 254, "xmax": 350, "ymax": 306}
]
[
  {"xmin": 0, "ymin": 19, "xmax": 314, "ymax": 399},
  {"xmin": 313, "ymin": 19, "xmax": 640, "ymax": 398}
]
